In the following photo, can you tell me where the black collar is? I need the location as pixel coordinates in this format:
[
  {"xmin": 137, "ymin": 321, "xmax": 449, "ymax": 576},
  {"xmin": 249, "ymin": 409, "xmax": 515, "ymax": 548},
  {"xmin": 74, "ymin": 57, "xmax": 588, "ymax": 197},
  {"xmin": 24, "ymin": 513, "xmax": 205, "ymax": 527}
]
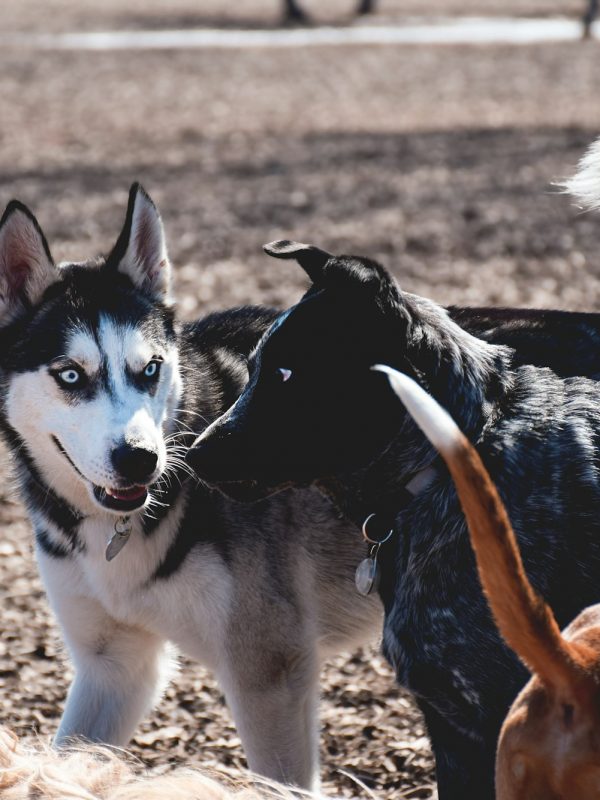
[
  {"xmin": 321, "ymin": 464, "xmax": 438, "ymax": 542},
  {"xmin": 356, "ymin": 465, "xmax": 438, "ymax": 543}
]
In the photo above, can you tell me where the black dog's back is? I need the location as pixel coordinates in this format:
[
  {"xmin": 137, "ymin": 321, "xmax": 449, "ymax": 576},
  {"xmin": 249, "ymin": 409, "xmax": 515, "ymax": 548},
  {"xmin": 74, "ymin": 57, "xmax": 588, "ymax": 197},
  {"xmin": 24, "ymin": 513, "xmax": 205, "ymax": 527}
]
[
  {"xmin": 448, "ymin": 306, "xmax": 600, "ymax": 378},
  {"xmin": 190, "ymin": 305, "xmax": 600, "ymax": 404}
]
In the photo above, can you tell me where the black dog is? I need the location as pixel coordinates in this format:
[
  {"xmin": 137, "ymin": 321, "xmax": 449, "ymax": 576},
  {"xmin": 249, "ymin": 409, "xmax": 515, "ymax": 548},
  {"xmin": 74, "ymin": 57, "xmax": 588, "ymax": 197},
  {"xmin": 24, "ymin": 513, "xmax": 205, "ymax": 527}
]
[
  {"xmin": 188, "ymin": 242, "xmax": 600, "ymax": 799},
  {"xmin": 283, "ymin": 0, "xmax": 374, "ymax": 23},
  {"xmin": 583, "ymin": 0, "xmax": 598, "ymax": 37}
]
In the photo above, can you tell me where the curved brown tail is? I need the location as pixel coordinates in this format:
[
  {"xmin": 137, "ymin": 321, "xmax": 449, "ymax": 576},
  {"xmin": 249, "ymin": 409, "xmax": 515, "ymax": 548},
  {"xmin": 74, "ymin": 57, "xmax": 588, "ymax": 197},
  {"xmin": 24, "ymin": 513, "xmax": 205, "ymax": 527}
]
[{"xmin": 374, "ymin": 365, "xmax": 591, "ymax": 689}]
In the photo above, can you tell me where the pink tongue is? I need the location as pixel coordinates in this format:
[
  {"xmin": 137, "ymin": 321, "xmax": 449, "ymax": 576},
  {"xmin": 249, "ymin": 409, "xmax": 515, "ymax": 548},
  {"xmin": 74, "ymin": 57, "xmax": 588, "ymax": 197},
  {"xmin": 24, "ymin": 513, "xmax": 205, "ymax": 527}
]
[{"xmin": 111, "ymin": 486, "xmax": 146, "ymax": 501}]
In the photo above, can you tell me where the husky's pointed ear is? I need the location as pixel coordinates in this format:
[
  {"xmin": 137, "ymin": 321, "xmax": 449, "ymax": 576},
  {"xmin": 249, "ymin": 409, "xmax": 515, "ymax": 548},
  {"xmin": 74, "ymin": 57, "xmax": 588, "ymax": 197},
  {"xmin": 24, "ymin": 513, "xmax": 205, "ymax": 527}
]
[
  {"xmin": 263, "ymin": 240, "xmax": 333, "ymax": 283},
  {"xmin": 0, "ymin": 200, "xmax": 57, "ymax": 323},
  {"xmin": 109, "ymin": 183, "xmax": 172, "ymax": 301}
]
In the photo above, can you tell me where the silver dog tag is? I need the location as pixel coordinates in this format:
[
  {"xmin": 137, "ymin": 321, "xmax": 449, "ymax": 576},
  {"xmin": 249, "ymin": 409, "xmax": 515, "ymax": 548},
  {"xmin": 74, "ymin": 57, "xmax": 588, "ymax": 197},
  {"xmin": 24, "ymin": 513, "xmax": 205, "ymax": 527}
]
[
  {"xmin": 355, "ymin": 556, "xmax": 380, "ymax": 596},
  {"xmin": 355, "ymin": 514, "xmax": 394, "ymax": 596},
  {"xmin": 105, "ymin": 516, "xmax": 132, "ymax": 562}
]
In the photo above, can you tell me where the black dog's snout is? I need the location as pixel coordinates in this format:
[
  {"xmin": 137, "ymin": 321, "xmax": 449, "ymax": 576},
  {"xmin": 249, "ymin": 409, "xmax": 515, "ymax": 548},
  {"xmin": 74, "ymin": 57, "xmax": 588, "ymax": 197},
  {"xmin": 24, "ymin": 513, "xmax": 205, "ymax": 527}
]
[
  {"xmin": 185, "ymin": 435, "xmax": 223, "ymax": 479},
  {"xmin": 112, "ymin": 443, "xmax": 158, "ymax": 483},
  {"xmin": 185, "ymin": 426, "xmax": 243, "ymax": 483}
]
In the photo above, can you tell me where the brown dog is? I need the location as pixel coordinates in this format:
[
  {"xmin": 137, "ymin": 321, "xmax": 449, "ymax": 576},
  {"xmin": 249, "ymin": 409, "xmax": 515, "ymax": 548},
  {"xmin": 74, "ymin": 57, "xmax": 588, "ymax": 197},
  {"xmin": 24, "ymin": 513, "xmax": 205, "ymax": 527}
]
[{"xmin": 378, "ymin": 364, "xmax": 600, "ymax": 800}]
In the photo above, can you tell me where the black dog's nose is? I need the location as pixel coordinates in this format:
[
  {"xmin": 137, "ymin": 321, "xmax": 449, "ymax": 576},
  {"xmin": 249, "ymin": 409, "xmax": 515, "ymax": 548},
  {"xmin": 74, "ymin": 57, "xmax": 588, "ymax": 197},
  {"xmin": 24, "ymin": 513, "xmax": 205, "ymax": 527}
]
[
  {"xmin": 186, "ymin": 431, "xmax": 242, "ymax": 483},
  {"xmin": 112, "ymin": 444, "xmax": 158, "ymax": 483}
]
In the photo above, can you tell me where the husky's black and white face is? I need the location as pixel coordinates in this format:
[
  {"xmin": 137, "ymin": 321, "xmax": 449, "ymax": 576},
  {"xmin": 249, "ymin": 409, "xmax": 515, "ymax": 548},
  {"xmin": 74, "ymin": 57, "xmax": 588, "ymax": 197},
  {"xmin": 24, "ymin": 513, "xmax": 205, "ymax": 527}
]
[{"xmin": 0, "ymin": 185, "xmax": 182, "ymax": 516}]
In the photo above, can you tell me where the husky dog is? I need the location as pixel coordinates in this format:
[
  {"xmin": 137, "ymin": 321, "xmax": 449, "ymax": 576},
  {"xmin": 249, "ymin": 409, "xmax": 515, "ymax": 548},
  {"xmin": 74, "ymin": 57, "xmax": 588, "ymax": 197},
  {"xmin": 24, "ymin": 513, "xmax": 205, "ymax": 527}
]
[
  {"xmin": 0, "ymin": 186, "xmax": 388, "ymax": 790},
  {"xmin": 188, "ymin": 238, "xmax": 600, "ymax": 799}
]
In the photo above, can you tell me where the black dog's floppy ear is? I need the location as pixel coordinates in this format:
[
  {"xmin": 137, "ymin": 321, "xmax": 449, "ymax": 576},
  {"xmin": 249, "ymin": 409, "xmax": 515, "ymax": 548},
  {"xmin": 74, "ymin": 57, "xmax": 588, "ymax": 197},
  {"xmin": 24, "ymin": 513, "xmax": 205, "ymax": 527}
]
[
  {"xmin": 0, "ymin": 200, "xmax": 58, "ymax": 324},
  {"xmin": 108, "ymin": 183, "xmax": 172, "ymax": 302},
  {"xmin": 264, "ymin": 239, "xmax": 398, "ymax": 301},
  {"xmin": 263, "ymin": 240, "xmax": 332, "ymax": 283}
]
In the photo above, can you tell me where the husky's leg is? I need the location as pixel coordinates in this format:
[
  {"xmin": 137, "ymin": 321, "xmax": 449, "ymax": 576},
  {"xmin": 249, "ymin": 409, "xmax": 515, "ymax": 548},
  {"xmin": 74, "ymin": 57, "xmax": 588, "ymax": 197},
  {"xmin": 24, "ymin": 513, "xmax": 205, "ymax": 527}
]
[
  {"xmin": 219, "ymin": 647, "xmax": 320, "ymax": 790},
  {"xmin": 53, "ymin": 596, "xmax": 170, "ymax": 746}
]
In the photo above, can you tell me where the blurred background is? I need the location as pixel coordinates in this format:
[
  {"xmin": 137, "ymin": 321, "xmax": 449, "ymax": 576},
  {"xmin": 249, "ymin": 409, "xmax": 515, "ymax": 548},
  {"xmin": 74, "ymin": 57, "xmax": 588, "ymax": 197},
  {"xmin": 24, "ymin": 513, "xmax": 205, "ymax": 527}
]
[{"xmin": 1, "ymin": 2, "xmax": 600, "ymax": 798}]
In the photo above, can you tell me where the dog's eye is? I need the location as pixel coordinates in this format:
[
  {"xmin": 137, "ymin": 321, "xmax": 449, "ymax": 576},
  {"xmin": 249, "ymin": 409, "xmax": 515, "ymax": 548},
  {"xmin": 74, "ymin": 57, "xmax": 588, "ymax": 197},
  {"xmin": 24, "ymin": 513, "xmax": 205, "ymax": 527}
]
[
  {"xmin": 142, "ymin": 360, "xmax": 161, "ymax": 380},
  {"xmin": 277, "ymin": 368, "xmax": 292, "ymax": 383},
  {"xmin": 56, "ymin": 367, "xmax": 84, "ymax": 389}
]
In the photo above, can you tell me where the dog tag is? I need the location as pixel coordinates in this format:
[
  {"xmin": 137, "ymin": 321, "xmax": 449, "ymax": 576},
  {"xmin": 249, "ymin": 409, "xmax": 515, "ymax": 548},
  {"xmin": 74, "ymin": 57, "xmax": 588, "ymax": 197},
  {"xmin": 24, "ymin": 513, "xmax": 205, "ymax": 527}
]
[
  {"xmin": 355, "ymin": 555, "xmax": 380, "ymax": 596},
  {"xmin": 355, "ymin": 514, "xmax": 394, "ymax": 596},
  {"xmin": 105, "ymin": 516, "xmax": 132, "ymax": 562}
]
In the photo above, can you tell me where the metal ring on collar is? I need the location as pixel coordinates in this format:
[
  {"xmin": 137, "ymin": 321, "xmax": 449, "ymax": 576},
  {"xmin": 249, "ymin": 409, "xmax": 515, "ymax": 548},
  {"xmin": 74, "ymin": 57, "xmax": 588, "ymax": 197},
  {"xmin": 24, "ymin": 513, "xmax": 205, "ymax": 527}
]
[
  {"xmin": 115, "ymin": 516, "xmax": 132, "ymax": 536},
  {"xmin": 361, "ymin": 513, "xmax": 394, "ymax": 545}
]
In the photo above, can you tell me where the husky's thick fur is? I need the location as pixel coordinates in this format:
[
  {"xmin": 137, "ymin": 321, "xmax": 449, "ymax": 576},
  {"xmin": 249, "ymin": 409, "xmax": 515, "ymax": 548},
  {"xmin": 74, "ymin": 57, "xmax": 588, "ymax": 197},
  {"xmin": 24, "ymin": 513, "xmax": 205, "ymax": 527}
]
[
  {"xmin": 0, "ymin": 186, "xmax": 388, "ymax": 790},
  {"xmin": 384, "ymin": 366, "xmax": 600, "ymax": 800},
  {"xmin": 189, "ymin": 232, "xmax": 600, "ymax": 795}
]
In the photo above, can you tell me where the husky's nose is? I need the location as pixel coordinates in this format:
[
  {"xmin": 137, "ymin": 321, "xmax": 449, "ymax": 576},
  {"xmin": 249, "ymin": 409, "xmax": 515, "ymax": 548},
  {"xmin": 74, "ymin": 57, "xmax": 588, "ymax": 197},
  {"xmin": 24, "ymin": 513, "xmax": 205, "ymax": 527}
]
[{"xmin": 112, "ymin": 443, "xmax": 158, "ymax": 484}]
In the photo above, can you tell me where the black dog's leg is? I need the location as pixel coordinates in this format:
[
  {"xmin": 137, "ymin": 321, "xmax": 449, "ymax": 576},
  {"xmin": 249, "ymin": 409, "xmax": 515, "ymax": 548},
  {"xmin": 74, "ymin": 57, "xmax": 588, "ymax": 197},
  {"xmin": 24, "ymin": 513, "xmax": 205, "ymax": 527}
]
[
  {"xmin": 418, "ymin": 701, "xmax": 496, "ymax": 800},
  {"xmin": 282, "ymin": 0, "xmax": 309, "ymax": 23},
  {"xmin": 583, "ymin": 0, "xmax": 598, "ymax": 37},
  {"xmin": 356, "ymin": 0, "xmax": 375, "ymax": 14}
]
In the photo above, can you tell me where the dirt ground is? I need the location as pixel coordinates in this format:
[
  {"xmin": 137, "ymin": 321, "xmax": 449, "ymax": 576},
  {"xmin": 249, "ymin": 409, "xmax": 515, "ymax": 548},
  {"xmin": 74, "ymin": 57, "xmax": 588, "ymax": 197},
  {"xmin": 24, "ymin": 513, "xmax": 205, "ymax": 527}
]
[{"xmin": 1, "ymin": 2, "xmax": 600, "ymax": 798}]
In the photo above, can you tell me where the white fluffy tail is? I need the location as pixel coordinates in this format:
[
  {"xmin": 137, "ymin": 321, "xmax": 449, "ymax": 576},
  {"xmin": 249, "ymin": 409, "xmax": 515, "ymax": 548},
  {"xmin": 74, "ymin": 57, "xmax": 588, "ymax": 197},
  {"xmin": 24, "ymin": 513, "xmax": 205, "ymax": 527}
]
[{"xmin": 564, "ymin": 137, "xmax": 600, "ymax": 211}]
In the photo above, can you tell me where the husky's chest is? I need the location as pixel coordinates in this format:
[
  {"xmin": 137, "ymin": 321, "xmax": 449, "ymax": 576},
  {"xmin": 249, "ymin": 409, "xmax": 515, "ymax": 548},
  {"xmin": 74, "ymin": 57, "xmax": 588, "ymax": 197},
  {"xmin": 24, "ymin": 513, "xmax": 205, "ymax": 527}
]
[{"xmin": 36, "ymin": 493, "xmax": 233, "ymax": 666}]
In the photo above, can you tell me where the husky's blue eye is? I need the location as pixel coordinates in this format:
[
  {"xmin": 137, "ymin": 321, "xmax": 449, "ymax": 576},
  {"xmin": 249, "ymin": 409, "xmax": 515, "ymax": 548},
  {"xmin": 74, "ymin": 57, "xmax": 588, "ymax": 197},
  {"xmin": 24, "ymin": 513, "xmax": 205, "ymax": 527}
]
[
  {"xmin": 55, "ymin": 367, "xmax": 84, "ymax": 388},
  {"xmin": 143, "ymin": 360, "xmax": 160, "ymax": 379}
]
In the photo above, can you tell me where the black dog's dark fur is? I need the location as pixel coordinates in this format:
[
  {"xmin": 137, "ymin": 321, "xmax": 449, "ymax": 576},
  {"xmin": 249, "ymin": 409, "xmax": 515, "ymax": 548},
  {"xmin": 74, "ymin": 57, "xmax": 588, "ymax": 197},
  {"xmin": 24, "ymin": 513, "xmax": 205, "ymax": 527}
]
[
  {"xmin": 448, "ymin": 305, "xmax": 600, "ymax": 378},
  {"xmin": 283, "ymin": 0, "xmax": 374, "ymax": 23},
  {"xmin": 189, "ymin": 243, "xmax": 600, "ymax": 799}
]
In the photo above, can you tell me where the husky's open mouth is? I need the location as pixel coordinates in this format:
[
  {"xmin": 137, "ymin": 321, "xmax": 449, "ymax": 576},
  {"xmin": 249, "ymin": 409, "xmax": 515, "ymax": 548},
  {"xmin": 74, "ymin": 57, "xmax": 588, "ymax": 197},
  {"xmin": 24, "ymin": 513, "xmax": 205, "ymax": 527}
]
[
  {"xmin": 92, "ymin": 484, "xmax": 149, "ymax": 512},
  {"xmin": 52, "ymin": 436, "xmax": 149, "ymax": 512}
]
